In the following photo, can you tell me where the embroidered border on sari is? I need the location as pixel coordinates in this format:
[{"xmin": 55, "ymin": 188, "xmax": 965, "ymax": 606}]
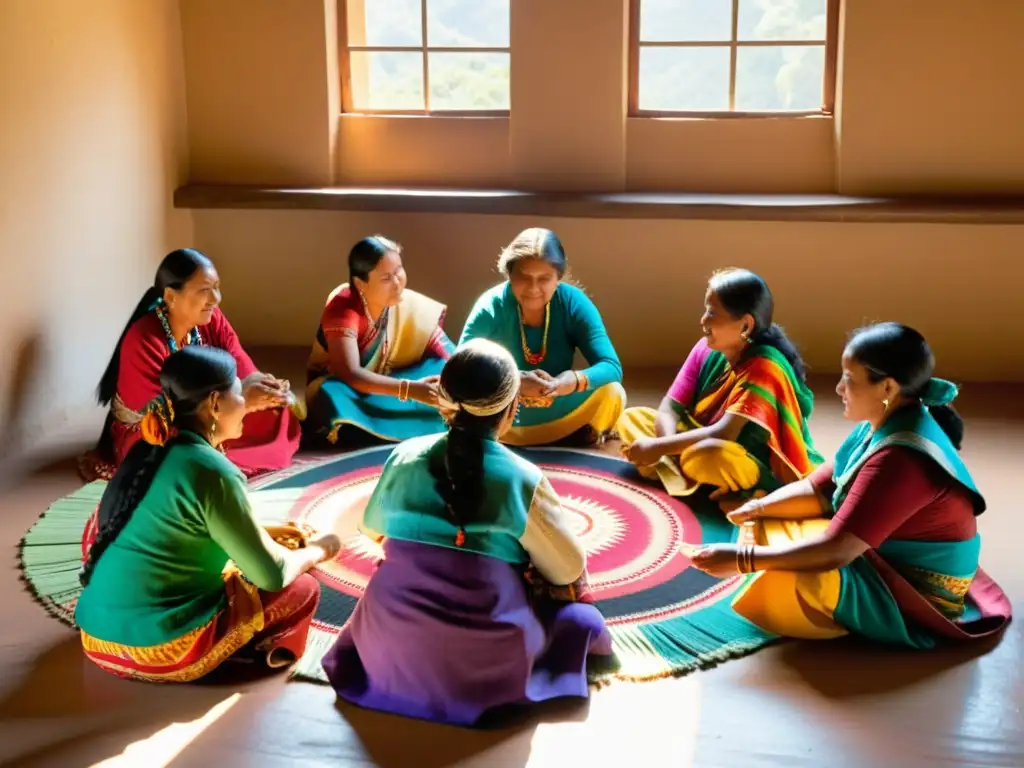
[{"xmin": 80, "ymin": 570, "xmax": 264, "ymax": 683}]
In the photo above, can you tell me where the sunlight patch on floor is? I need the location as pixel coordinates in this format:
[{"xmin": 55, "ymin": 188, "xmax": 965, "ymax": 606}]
[
  {"xmin": 526, "ymin": 676, "xmax": 703, "ymax": 766},
  {"xmin": 89, "ymin": 693, "xmax": 242, "ymax": 768}
]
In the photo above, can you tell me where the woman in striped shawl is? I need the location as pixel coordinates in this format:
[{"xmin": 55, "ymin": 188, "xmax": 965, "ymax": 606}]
[{"xmin": 618, "ymin": 268, "xmax": 823, "ymax": 504}]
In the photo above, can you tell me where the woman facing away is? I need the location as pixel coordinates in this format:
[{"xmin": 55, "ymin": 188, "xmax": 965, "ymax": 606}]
[
  {"xmin": 75, "ymin": 346, "xmax": 341, "ymax": 682},
  {"xmin": 82, "ymin": 248, "xmax": 301, "ymax": 481},
  {"xmin": 618, "ymin": 268, "xmax": 823, "ymax": 501},
  {"xmin": 458, "ymin": 228, "xmax": 626, "ymax": 447},
  {"xmin": 321, "ymin": 339, "xmax": 615, "ymax": 727},
  {"xmin": 689, "ymin": 323, "xmax": 1011, "ymax": 647},
  {"xmin": 304, "ymin": 235, "xmax": 454, "ymax": 445}
]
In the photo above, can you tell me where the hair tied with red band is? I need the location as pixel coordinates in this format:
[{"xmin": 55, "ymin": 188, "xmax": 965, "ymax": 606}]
[{"xmin": 140, "ymin": 391, "xmax": 177, "ymax": 446}]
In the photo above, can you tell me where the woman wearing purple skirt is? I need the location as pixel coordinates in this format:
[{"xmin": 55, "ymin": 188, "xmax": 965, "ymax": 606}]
[{"xmin": 321, "ymin": 339, "xmax": 615, "ymax": 726}]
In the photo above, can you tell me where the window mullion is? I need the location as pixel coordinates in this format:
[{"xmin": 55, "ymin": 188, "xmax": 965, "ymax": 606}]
[
  {"xmin": 729, "ymin": 0, "xmax": 739, "ymax": 110},
  {"xmin": 421, "ymin": 0, "xmax": 430, "ymax": 111}
]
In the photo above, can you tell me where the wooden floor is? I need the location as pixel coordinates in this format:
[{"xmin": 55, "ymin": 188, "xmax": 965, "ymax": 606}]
[{"xmin": 1, "ymin": 364, "xmax": 1022, "ymax": 768}]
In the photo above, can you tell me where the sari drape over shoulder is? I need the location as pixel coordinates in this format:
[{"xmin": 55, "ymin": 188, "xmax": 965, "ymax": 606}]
[
  {"xmin": 80, "ymin": 308, "xmax": 300, "ymax": 480},
  {"xmin": 732, "ymin": 405, "xmax": 1011, "ymax": 647},
  {"xmin": 617, "ymin": 337, "xmax": 822, "ymax": 496},
  {"xmin": 304, "ymin": 285, "xmax": 454, "ymax": 444}
]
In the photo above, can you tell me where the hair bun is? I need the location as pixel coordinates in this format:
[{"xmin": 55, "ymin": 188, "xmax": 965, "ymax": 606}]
[{"xmin": 140, "ymin": 392, "xmax": 176, "ymax": 446}]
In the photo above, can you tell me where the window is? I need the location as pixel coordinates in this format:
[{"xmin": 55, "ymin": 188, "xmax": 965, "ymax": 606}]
[
  {"xmin": 341, "ymin": 0, "xmax": 511, "ymax": 114},
  {"xmin": 630, "ymin": 0, "xmax": 839, "ymax": 115}
]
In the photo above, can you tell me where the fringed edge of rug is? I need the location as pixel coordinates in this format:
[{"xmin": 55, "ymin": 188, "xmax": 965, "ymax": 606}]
[
  {"xmin": 283, "ymin": 601, "xmax": 781, "ymax": 689},
  {"xmin": 289, "ymin": 625, "xmax": 336, "ymax": 683},
  {"xmin": 17, "ymin": 480, "xmax": 107, "ymax": 629}
]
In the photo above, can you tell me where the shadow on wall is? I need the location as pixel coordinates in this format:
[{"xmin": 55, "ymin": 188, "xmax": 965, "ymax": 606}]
[{"xmin": 0, "ymin": 328, "xmax": 43, "ymax": 480}]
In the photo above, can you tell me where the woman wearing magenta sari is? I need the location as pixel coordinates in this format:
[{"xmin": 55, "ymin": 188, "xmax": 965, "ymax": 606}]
[
  {"xmin": 689, "ymin": 323, "xmax": 1011, "ymax": 648},
  {"xmin": 81, "ymin": 248, "xmax": 301, "ymax": 480}
]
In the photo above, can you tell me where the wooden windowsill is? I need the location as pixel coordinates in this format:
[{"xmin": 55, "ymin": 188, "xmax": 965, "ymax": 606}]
[{"xmin": 174, "ymin": 185, "xmax": 1024, "ymax": 225}]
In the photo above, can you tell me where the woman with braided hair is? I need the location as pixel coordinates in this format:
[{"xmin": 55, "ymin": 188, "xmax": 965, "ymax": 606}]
[
  {"xmin": 322, "ymin": 339, "xmax": 614, "ymax": 726},
  {"xmin": 75, "ymin": 346, "xmax": 340, "ymax": 683}
]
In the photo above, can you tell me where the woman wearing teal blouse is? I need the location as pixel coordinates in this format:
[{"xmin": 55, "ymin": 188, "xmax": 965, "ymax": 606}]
[
  {"xmin": 322, "ymin": 339, "xmax": 614, "ymax": 726},
  {"xmin": 75, "ymin": 346, "xmax": 340, "ymax": 682},
  {"xmin": 458, "ymin": 228, "xmax": 626, "ymax": 446}
]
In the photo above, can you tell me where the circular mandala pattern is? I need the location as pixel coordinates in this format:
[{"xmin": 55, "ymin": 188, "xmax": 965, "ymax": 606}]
[{"xmin": 249, "ymin": 446, "xmax": 738, "ymax": 628}]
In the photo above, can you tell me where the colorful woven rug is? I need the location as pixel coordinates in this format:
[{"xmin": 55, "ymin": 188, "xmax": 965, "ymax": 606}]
[{"xmin": 19, "ymin": 446, "xmax": 774, "ymax": 684}]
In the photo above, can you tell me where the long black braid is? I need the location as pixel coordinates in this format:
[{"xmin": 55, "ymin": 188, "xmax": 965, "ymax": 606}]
[
  {"xmin": 429, "ymin": 340, "xmax": 520, "ymax": 545},
  {"xmin": 94, "ymin": 248, "xmax": 212, "ymax": 459},
  {"xmin": 80, "ymin": 346, "xmax": 237, "ymax": 586}
]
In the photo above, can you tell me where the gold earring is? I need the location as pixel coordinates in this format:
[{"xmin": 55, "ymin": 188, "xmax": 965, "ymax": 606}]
[{"xmin": 882, "ymin": 398, "xmax": 889, "ymax": 409}]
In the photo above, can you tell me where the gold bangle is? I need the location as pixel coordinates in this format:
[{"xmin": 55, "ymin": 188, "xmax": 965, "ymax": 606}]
[
  {"xmin": 736, "ymin": 543, "xmax": 756, "ymax": 574},
  {"xmin": 398, "ymin": 380, "xmax": 409, "ymax": 402}
]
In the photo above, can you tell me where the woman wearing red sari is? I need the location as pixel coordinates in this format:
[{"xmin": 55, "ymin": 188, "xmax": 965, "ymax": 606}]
[{"xmin": 81, "ymin": 248, "xmax": 301, "ymax": 481}]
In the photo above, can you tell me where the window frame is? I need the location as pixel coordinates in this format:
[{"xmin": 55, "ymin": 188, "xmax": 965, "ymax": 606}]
[
  {"xmin": 628, "ymin": 0, "xmax": 841, "ymax": 118},
  {"xmin": 338, "ymin": 0, "xmax": 511, "ymax": 117}
]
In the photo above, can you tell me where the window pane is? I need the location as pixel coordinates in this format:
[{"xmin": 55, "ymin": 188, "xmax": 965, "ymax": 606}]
[
  {"xmin": 347, "ymin": 0, "xmax": 421, "ymax": 47},
  {"xmin": 638, "ymin": 46, "xmax": 730, "ymax": 111},
  {"xmin": 639, "ymin": 0, "xmax": 733, "ymax": 43},
  {"xmin": 738, "ymin": 0, "xmax": 827, "ymax": 41},
  {"xmin": 349, "ymin": 51, "xmax": 424, "ymax": 110},
  {"xmin": 735, "ymin": 45, "xmax": 825, "ymax": 111},
  {"xmin": 427, "ymin": 0, "xmax": 509, "ymax": 47},
  {"xmin": 428, "ymin": 52, "xmax": 510, "ymax": 110}
]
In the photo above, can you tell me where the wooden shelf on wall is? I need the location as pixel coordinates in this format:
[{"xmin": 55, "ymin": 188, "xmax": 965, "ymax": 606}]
[{"xmin": 174, "ymin": 185, "xmax": 1024, "ymax": 225}]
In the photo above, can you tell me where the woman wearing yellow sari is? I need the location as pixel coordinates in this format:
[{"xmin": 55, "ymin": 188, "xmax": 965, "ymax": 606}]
[
  {"xmin": 619, "ymin": 268, "xmax": 822, "ymax": 500},
  {"xmin": 305, "ymin": 236, "xmax": 454, "ymax": 445}
]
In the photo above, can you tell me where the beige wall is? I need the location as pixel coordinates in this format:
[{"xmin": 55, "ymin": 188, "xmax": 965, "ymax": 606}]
[
  {"xmin": 2, "ymin": 0, "xmax": 1020, "ymax": 473},
  {"xmin": 0, "ymin": 0, "xmax": 192, "ymax": 462},
  {"xmin": 179, "ymin": 0, "xmax": 1024, "ymax": 380},
  {"xmin": 196, "ymin": 210, "xmax": 1024, "ymax": 383},
  {"xmin": 180, "ymin": 0, "xmax": 1024, "ymax": 194}
]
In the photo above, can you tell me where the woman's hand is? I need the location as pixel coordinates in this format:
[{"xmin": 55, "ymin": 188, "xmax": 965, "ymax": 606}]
[
  {"xmin": 242, "ymin": 373, "xmax": 290, "ymax": 412},
  {"xmin": 308, "ymin": 533, "xmax": 342, "ymax": 563},
  {"xmin": 622, "ymin": 437, "xmax": 667, "ymax": 467},
  {"xmin": 542, "ymin": 371, "xmax": 579, "ymax": 398},
  {"xmin": 520, "ymin": 370, "xmax": 554, "ymax": 399},
  {"xmin": 407, "ymin": 377, "xmax": 439, "ymax": 406},
  {"xmin": 726, "ymin": 498, "xmax": 765, "ymax": 525},
  {"xmin": 687, "ymin": 544, "xmax": 740, "ymax": 578}
]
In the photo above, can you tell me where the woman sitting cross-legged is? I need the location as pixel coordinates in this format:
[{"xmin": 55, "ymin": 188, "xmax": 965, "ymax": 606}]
[
  {"xmin": 321, "ymin": 339, "xmax": 615, "ymax": 726},
  {"xmin": 689, "ymin": 323, "xmax": 1011, "ymax": 647},
  {"xmin": 618, "ymin": 268, "xmax": 823, "ymax": 501},
  {"xmin": 458, "ymin": 227, "xmax": 626, "ymax": 446},
  {"xmin": 82, "ymin": 248, "xmax": 301, "ymax": 481},
  {"xmin": 305, "ymin": 235, "xmax": 454, "ymax": 446},
  {"xmin": 75, "ymin": 346, "xmax": 341, "ymax": 682}
]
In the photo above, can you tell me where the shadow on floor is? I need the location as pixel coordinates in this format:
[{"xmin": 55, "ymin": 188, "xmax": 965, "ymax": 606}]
[
  {"xmin": 333, "ymin": 693, "xmax": 590, "ymax": 768},
  {"xmin": 775, "ymin": 633, "xmax": 1003, "ymax": 698}
]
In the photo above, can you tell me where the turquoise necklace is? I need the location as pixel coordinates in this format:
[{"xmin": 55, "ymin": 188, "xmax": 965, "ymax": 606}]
[{"xmin": 155, "ymin": 301, "xmax": 202, "ymax": 352}]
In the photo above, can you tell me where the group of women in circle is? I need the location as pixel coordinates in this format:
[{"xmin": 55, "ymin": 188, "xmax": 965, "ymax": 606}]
[{"xmin": 73, "ymin": 227, "xmax": 1010, "ymax": 727}]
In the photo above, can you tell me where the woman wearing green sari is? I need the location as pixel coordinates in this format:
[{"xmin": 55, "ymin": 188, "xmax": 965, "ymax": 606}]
[{"xmin": 688, "ymin": 323, "xmax": 1011, "ymax": 647}]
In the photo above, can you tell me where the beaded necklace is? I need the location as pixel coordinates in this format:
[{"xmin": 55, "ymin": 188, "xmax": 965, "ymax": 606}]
[
  {"xmin": 518, "ymin": 303, "xmax": 550, "ymax": 365},
  {"xmin": 155, "ymin": 301, "xmax": 202, "ymax": 352}
]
